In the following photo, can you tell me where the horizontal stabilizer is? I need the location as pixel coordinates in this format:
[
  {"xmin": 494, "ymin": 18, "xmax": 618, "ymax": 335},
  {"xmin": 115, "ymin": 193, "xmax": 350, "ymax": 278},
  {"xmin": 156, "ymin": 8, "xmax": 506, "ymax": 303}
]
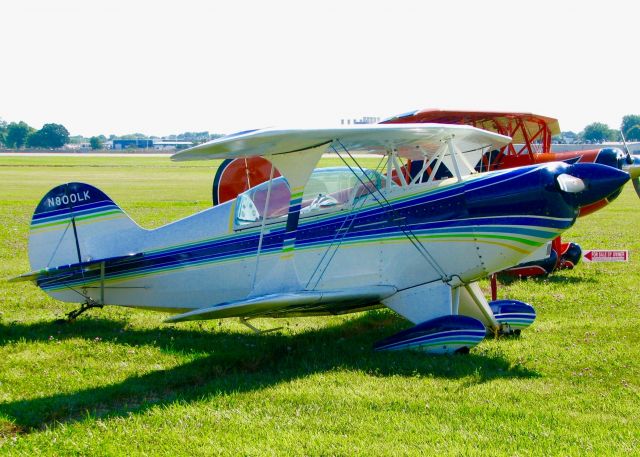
[
  {"xmin": 165, "ymin": 285, "xmax": 397, "ymax": 323},
  {"xmin": 9, "ymin": 253, "xmax": 143, "ymax": 283}
]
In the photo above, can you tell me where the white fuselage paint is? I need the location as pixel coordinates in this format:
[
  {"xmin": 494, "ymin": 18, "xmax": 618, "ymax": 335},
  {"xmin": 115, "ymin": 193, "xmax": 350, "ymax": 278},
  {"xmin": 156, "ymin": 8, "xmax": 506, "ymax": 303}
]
[{"xmin": 45, "ymin": 174, "xmax": 551, "ymax": 316}]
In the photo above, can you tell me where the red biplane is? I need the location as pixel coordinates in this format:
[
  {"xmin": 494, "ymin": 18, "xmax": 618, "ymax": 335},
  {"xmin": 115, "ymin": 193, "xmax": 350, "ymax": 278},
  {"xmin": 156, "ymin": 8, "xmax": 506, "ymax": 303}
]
[{"xmin": 381, "ymin": 109, "xmax": 640, "ymax": 277}]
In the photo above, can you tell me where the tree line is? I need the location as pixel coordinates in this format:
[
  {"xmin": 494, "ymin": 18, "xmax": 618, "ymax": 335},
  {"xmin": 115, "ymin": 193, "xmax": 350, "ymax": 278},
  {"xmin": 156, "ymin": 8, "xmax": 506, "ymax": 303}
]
[
  {"xmin": 564, "ymin": 115, "xmax": 640, "ymax": 143},
  {"xmin": 0, "ymin": 118, "xmax": 223, "ymax": 150},
  {"xmin": 1, "ymin": 115, "xmax": 640, "ymax": 150},
  {"xmin": 553, "ymin": 114, "xmax": 640, "ymax": 143},
  {"xmin": 0, "ymin": 121, "xmax": 70, "ymax": 149}
]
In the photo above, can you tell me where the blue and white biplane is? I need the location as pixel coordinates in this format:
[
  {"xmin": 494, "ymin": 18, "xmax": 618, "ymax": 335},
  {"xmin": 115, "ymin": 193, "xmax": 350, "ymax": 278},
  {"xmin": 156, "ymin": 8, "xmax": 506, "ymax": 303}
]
[{"xmin": 11, "ymin": 124, "xmax": 636, "ymax": 353}]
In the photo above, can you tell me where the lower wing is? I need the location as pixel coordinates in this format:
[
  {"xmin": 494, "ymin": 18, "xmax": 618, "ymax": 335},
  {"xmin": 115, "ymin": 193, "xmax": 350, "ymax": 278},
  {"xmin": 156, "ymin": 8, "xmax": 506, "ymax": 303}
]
[{"xmin": 164, "ymin": 285, "xmax": 397, "ymax": 323}]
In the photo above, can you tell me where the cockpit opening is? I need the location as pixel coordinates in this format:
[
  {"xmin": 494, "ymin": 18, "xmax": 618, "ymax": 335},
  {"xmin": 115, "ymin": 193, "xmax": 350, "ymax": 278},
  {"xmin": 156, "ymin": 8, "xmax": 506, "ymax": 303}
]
[{"xmin": 234, "ymin": 167, "xmax": 390, "ymax": 227}]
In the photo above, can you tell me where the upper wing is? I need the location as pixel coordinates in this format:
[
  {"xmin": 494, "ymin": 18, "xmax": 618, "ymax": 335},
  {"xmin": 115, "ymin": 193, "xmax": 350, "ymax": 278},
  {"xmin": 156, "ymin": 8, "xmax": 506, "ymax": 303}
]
[
  {"xmin": 171, "ymin": 124, "xmax": 511, "ymax": 162},
  {"xmin": 164, "ymin": 285, "xmax": 397, "ymax": 323}
]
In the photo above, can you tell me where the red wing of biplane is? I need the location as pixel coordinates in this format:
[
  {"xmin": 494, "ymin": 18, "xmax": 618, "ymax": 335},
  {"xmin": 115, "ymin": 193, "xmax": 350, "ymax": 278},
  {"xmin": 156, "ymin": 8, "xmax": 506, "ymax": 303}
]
[{"xmin": 382, "ymin": 109, "xmax": 560, "ymax": 159}]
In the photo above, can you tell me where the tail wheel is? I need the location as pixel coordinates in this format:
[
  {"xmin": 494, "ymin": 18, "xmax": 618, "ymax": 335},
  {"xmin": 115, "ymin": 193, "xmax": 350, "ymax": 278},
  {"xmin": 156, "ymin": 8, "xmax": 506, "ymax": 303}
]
[{"xmin": 558, "ymin": 242, "xmax": 582, "ymax": 270}]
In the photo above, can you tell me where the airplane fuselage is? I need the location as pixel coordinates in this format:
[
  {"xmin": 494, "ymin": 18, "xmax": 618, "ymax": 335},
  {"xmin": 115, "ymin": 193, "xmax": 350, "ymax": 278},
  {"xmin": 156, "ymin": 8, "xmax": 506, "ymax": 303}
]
[{"xmin": 37, "ymin": 162, "xmax": 584, "ymax": 317}]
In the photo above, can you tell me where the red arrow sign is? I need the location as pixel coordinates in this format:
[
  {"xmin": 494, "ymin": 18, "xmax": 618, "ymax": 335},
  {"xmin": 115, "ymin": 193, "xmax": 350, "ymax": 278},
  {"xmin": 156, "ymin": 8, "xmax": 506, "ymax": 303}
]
[{"xmin": 583, "ymin": 250, "xmax": 628, "ymax": 262}]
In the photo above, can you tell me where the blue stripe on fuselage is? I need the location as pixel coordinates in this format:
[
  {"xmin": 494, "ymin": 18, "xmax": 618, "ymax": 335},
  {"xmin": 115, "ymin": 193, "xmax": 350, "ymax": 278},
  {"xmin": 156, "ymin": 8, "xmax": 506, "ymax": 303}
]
[{"xmin": 39, "ymin": 165, "xmax": 573, "ymax": 289}]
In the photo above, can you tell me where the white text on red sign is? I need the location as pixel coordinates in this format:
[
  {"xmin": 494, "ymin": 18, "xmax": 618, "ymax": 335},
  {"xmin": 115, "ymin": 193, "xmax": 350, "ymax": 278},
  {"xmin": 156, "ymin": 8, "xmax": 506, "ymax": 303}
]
[{"xmin": 583, "ymin": 250, "xmax": 628, "ymax": 262}]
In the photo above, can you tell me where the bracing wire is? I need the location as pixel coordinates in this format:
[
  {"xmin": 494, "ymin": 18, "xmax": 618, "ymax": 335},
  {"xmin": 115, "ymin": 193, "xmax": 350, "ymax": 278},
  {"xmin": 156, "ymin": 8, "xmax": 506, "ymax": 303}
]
[{"xmin": 333, "ymin": 141, "xmax": 449, "ymax": 281}]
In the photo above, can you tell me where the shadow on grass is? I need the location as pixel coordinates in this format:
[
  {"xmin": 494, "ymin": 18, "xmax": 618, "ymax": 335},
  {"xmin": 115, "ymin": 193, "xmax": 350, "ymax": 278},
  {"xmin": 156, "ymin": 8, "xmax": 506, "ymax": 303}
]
[{"xmin": 0, "ymin": 311, "xmax": 539, "ymax": 432}]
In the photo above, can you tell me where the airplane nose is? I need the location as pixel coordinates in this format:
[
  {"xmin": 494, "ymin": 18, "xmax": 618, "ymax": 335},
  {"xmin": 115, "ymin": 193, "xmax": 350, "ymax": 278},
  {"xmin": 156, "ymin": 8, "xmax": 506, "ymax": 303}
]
[
  {"xmin": 557, "ymin": 163, "xmax": 630, "ymax": 207},
  {"xmin": 593, "ymin": 147, "xmax": 628, "ymax": 169}
]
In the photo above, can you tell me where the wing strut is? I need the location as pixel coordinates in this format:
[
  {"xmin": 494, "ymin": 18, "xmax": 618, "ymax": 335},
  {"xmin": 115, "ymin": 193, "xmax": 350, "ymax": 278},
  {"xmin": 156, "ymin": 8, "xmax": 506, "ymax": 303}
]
[
  {"xmin": 251, "ymin": 164, "xmax": 276, "ymax": 289},
  {"xmin": 329, "ymin": 140, "xmax": 450, "ymax": 283},
  {"xmin": 304, "ymin": 172, "xmax": 377, "ymax": 290},
  {"xmin": 445, "ymin": 136, "xmax": 477, "ymax": 181}
]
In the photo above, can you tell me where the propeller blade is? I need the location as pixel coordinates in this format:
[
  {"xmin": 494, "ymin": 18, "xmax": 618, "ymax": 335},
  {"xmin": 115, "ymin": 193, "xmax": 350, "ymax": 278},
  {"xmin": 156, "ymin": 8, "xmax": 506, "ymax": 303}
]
[
  {"xmin": 620, "ymin": 131, "xmax": 640, "ymax": 198},
  {"xmin": 620, "ymin": 130, "xmax": 632, "ymax": 161},
  {"xmin": 629, "ymin": 164, "xmax": 640, "ymax": 198},
  {"xmin": 634, "ymin": 177, "xmax": 640, "ymax": 198}
]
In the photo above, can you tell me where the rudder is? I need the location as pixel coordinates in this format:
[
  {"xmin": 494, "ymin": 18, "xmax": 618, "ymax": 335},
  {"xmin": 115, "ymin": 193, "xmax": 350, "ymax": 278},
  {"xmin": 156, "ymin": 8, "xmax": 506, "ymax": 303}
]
[{"xmin": 29, "ymin": 182, "xmax": 145, "ymax": 271}]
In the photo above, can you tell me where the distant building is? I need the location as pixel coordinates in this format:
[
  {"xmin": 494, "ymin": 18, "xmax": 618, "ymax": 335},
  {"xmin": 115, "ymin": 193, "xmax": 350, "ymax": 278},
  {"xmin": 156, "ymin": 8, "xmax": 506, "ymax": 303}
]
[
  {"xmin": 112, "ymin": 139, "xmax": 153, "ymax": 150},
  {"xmin": 341, "ymin": 116, "xmax": 380, "ymax": 125},
  {"xmin": 109, "ymin": 139, "xmax": 193, "ymax": 151},
  {"xmin": 152, "ymin": 140, "xmax": 193, "ymax": 150}
]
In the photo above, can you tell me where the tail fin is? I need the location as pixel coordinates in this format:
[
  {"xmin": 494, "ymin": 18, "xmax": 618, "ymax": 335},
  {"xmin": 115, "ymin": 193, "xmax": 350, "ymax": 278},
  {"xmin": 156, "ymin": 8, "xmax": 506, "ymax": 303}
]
[{"xmin": 28, "ymin": 182, "xmax": 145, "ymax": 271}]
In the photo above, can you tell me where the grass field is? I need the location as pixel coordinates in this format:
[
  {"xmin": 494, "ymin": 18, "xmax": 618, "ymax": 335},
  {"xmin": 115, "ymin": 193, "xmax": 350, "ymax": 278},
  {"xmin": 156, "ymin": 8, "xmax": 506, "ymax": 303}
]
[{"xmin": 0, "ymin": 155, "xmax": 639, "ymax": 455}]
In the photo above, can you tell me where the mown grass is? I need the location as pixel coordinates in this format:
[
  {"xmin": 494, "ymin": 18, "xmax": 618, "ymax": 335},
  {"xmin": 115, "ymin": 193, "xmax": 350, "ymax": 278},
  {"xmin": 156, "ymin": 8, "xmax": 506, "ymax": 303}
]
[{"xmin": 0, "ymin": 155, "xmax": 638, "ymax": 455}]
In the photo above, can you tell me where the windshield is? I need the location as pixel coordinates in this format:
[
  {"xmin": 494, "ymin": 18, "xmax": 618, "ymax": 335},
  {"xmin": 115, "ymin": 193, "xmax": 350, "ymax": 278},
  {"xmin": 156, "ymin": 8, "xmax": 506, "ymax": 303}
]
[
  {"xmin": 235, "ymin": 177, "xmax": 291, "ymax": 224},
  {"xmin": 234, "ymin": 167, "xmax": 389, "ymax": 227}
]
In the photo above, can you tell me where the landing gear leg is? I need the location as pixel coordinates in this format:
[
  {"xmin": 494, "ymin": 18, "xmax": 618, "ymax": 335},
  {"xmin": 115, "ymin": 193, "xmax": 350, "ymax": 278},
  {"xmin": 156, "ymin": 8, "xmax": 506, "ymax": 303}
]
[
  {"xmin": 239, "ymin": 317, "xmax": 282, "ymax": 334},
  {"xmin": 490, "ymin": 274, "xmax": 498, "ymax": 301},
  {"xmin": 59, "ymin": 299, "xmax": 104, "ymax": 323}
]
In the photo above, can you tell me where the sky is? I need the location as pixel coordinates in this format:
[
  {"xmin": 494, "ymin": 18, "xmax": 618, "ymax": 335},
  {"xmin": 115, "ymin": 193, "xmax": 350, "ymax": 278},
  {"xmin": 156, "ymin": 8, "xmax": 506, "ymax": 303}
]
[{"xmin": 2, "ymin": 0, "xmax": 638, "ymax": 137}]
